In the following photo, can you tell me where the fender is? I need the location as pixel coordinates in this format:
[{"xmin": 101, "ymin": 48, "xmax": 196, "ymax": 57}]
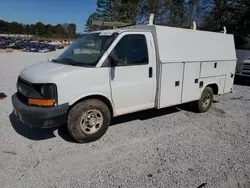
[
  {"xmin": 201, "ymin": 83, "xmax": 219, "ymax": 97},
  {"xmin": 69, "ymin": 92, "xmax": 116, "ymax": 116}
]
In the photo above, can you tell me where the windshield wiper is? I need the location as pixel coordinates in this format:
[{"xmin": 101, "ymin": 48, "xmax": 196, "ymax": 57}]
[
  {"xmin": 51, "ymin": 59, "xmax": 58, "ymax": 63},
  {"xmin": 51, "ymin": 58, "xmax": 95, "ymax": 67},
  {"xmin": 61, "ymin": 58, "xmax": 79, "ymax": 66},
  {"xmin": 51, "ymin": 58, "xmax": 79, "ymax": 66}
]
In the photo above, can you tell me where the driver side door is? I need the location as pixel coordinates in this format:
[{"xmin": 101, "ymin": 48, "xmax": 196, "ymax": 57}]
[{"xmin": 107, "ymin": 32, "xmax": 156, "ymax": 116}]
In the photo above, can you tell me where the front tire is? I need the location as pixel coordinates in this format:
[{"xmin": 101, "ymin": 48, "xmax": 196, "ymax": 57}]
[
  {"xmin": 67, "ymin": 99, "xmax": 111, "ymax": 143},
  {"xmin": 196, "ymin": 87, "xmax": 214, "ymax": 113}
]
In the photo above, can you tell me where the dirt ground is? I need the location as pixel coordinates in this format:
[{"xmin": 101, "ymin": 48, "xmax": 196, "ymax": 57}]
[{"xmin": 0, "ymin": 51, "xmax": 250, "ymax": 188}]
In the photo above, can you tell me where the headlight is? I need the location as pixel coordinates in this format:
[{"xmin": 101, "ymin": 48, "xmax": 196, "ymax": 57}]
[
  {"xmin": 40, "ymin": 84, "xmax": 56, "ymax": 99},
  {"xmin": 28, "ymin": 84, "xmax": 57, "ymax": 107}
]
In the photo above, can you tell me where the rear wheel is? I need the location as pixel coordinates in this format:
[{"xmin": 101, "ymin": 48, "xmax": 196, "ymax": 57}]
[
  {"xmin": 67, "ymin": 99, "xmax": 111, "ymax": 143},
  {"xmin": 196, "ymin": 87, "xmax": 214, "ymax": 113}
]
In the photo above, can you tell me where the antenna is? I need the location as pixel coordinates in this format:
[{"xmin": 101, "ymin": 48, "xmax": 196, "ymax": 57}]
[
  {"xmin": 223, "ymin": 26, "xmax": 227, "ymax": 34},
  {"xmin": 193, "ymin": 21, "xmax": 197, "ymax": 30},
  {"xmin": 149, "ymin": 14, "xmax": 154, "ymax": 25}
]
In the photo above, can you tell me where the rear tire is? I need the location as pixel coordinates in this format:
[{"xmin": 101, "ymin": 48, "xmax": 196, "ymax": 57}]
[
  {"xmin": 196, "ymin": 87, "xmax": 214, "ymax": 113},
  {"xmin": 67, "ymin": 99, "xmax": 111, "ymax": 143}
]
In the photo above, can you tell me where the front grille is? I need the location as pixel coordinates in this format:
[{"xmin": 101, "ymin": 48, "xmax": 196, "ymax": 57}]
[
  {"xmin": 17, "ymin": 92, "xmax": 29, "ymax": 105},
  {"xmin": 17, "ymin": 77, "xmax": 33, "ymax": 97},
  {"xmin": 17, "ymin": 77, "xmax": 32, "ymax": 105},
  {"xmin": 18, "ymin": 77, "xmax": 32, "ymax": 88},
  {"xmin": 243, "ymin": 66, "xmax": 250, "ymax": 71},
  {"xmin": 242, "ymin": 72, "xmax": 250, "ymax": 75},
  {"xmin": 242, "ymin": 62, "xmax": 250, "ymax": 71}
]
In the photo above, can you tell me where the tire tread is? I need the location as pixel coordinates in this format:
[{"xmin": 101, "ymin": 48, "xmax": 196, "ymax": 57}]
[{"xmin": 67, "ymin": 99, "xmax": 111, "ymax": 143}]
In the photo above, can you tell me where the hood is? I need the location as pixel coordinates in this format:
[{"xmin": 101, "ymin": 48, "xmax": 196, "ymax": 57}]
[{"xmin": 20, "ymin": 62, "xmax": 81, "ymax": 83}]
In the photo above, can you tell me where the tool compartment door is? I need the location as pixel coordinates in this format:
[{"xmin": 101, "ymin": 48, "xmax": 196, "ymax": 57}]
[
  {"xmin": 224, "ymin": 60, "xmax": 237, "ymax": 93},
  {"xmin": 159, "ymin": 63, "xmax": 184, "ymax": 108},
  {"xmin": 181, "ymin": 62, "xmax": 202, "ymax": 103},
  {"xmin": 200, "ymin": 61, "xmax": 227, "ymax": 78}
]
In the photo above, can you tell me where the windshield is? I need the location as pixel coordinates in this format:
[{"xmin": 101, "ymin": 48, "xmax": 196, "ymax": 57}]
[{"xmin": 55, "ymin": 32, "xmax": 118, "ymax": 66}]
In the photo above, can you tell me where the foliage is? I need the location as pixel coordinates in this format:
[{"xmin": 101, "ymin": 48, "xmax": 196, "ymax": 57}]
[
  {"xmin": 0, "ymin": 0, "xmax": 249, "ymax": 48},
  {"xmin": 0, "ymin": 20, "xmax": 77, "ymax": 38},
  {"xmin": 87, "ymin": 0, "xmax": 201, "ymax": 29},
  {"xmin": 86, "ymin": 0, "xmax": 250, "ymax": 49},
  {"xmin": 85, "ymin": 12, "xmax": 102, "ymax": 32},
  {"xmin": 85, "ymin": 0, "xmax": 140, "ymax": 31}
]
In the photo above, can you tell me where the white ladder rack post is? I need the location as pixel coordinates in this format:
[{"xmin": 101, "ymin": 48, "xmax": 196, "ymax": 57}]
[
  {"xmin": 193, "ymin": 21, "xmax": 197, "ymax": 30},
  {"xmin": 148, "ymin": 14, "xmax": 155, "ymax": 25},
  {"xmin": 223, "ymin": 26, "xmax": 227, "ymax": 34}
]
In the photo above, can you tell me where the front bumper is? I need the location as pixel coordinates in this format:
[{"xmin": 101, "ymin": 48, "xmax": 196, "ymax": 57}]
[{"xmin": 11, "ymin": 93, "xmax": 69, "ymax": 128}]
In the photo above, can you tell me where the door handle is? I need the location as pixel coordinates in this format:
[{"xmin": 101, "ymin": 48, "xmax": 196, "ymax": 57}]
[{"xmin": 149, "ymin": 67, "xmax": 153, "ymax": 78}]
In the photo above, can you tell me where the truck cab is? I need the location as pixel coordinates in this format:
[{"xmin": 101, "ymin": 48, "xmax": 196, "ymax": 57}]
[{"xmin": 12, "ymin": 24, "xmax": 237, "ymax": 143}]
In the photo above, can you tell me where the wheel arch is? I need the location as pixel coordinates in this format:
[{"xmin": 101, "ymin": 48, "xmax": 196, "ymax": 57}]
[
  {"xmin": 69, "ymin": 94, "xmax": 114, "ymax": 117},
  {"xmin": 206, "ymin": 83, "xmax": 219, "ymax": 95}
]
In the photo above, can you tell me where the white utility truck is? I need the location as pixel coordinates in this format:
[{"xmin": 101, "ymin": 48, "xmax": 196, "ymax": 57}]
[{"xmin": 12, "ymin": 20, "xmax": 237, "ymax": 142}]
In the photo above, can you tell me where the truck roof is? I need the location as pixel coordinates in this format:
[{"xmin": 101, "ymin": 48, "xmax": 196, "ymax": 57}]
[
  {"xmin": 90, "ymin": 28, "xmax": 151, "ymax": 34},
  {"xmin": 89, "ymin": 24, "xmax": 236, "ymax": 63},
  {"xmin": 91, "ymin": 24, "xmax": 233, "ymax": 36}
]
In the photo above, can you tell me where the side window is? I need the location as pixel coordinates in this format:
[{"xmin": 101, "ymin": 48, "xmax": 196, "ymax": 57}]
[{"xmin": 110, "ymin": 34, "xmax": 149, "ymax": 66}]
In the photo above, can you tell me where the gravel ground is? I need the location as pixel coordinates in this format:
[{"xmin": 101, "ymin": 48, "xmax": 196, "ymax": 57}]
[{"xmin": 0, "ymin": 51, "xmax": 250, "ymax": 188}]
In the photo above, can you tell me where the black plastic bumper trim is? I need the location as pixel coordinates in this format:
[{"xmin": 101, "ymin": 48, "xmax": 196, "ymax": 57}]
[{"xmin": 11, "ymin": 93, "xmax": 68, "ymax": 128}]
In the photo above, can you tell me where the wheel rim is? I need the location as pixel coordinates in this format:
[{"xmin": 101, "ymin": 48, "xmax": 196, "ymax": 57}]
[
  {"xmin": 80, "ymin": 109, "xmax": 103, "ymax": 135},
  {"xmin": 202, "ymin": 92, "xmax": 211, "ymax": 108}
]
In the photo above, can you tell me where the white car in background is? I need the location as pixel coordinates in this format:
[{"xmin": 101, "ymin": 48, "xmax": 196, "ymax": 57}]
[{"xmin": 236, "ymin": 56, "xmax": 250, "ymax": 78}]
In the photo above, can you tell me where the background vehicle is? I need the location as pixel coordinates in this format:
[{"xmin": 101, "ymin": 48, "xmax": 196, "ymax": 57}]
[
  {"xmin": 0, "ymin": 36, "xmax": 63, "ymax": 52},
  {"xmin": 235, "ymin": 49, "xmax": 250, "ymax": 79},
  {"xmin": 12, "ymin": 21, "xmax": 237, "ymax": 143}
]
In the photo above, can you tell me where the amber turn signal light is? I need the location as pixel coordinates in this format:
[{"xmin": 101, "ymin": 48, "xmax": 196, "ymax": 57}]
[{"xmin": 28, "ymin": 98, "xmax": 55, "ymax": 107}]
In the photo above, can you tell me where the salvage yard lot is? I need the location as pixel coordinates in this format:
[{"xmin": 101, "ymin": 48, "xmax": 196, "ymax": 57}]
[{"xmin": 0, "ymin": 51, "xmax": 250, "ymax": 188}]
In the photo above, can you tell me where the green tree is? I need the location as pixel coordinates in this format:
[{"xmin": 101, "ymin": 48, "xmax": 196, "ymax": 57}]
[
  {"xmin": 30, "ymin": 24, "xmax": 36, "ymax": 35},
  {"xmin": 55, "ymin": 24, "xmax": 64, "ymax": 36},
  {"xmin": 23, "ymin": 24, "xmax": 30, "ymax": 35},
  {"xmin": 8, "ymin": 22, "xmax": 19, "ymax": 34},
  {"xmin": 187, "ymin": 0, "xmax": 200, "ymax": 27},
  {"xmin": 136, "ymin": 0, "xmax": 167, "ymax": 24},
  {"xmin": 0, "ymin": 19, "xmax": 79, "ymax": 38},
  {"xmin": 85, "ymin": 12, "xmax": 101, "ymax": 31},
  {"xmin": 113, "ymin": 0, "xmax": 140, "ymax": 24},
  {"xmin": 96, "ymin": 0, "xmax": 115, "ymax": 21},
  {"xmin": 137, "ymin": 0, "xmax": 188, "ymax": 26},
  {"xmin": 167, "ymin": 0, "xmax": 186, "ymax": 27},
  {"xmin": 45, "ymin": 24, "xmax": 53, "ymax": 36},
  {"xmin": 35, "ymin": 22, "xmax": 46, "ymax": 35},
  {"xmin": 0, "ymin": 20, "xmax": 8, "ymax": 33},
  {"xmin": 230, "ymin": 0, "xmax": 250, "ymax": 36},
  {"xmin": 68, "ymin": 23, "xmax": 77, "ymax": 37},
  {"xmin": 17, "ymin": 23, "xmax": 24, "ymax": 34},
  {"xmin": 95, "ymin": 0, "xmax": 139, "ymax": 23}
]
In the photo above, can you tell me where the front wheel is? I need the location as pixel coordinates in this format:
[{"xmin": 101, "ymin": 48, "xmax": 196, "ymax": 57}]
[
  {"xmin": 196, "ymin": 87, "xmax": 214, "ymax": 113},
  {"xmin": 67, "ymin": 99, "xmax": 111, "ymax": 143}
]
